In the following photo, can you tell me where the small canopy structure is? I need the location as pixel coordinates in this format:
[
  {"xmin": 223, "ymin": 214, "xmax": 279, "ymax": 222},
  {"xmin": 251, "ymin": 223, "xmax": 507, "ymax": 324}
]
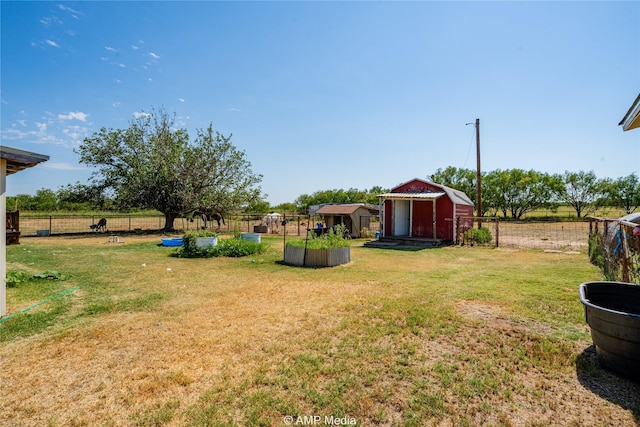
[
  {"xmin": 1, "ymin": 146, "xmax": 49, "ymax": 317},
  {"xmin": 619, "ymin": 93, "xmax": 640, "ymax": 131},
  {"xmin": 315, "ymin": 203, "xmax": 379, "ymax": 238}
]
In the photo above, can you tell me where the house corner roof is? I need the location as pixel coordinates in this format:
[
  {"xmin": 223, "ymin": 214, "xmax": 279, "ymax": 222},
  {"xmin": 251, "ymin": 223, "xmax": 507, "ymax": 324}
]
[
  {"xmin": 1, "ymin": 146, "xmax": 50, "ymax": 175},
  {"xmin": 619, "ymin": 93, "xmax": 640, "ymax": 131}
]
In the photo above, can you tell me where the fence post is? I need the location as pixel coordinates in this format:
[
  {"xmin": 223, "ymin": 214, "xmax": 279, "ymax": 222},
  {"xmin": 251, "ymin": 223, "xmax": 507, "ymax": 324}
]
[
  {"xmin": 621, "ymin": 222, "xmax": 631, "ymax": 283},
  {"xmin": 495, "ymin": 219, "xmax": 500, "ymax": 247},
  {"xmin": 49, "ymin": 215, "xmax": 52, "ymax": 234}
]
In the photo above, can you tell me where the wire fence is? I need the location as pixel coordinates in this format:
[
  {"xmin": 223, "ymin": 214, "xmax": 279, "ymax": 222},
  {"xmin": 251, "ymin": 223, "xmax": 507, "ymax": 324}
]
[
  {"xmin": 457, "ymin": 217, "xmax": 590, "ymax": 252},
  {"xmin": 588, "ymin": 217, "xmax": 640, "ymax": 283},
  {"xmin": 12, "ymin": 213, "xmax": 594, "ymax": 253},
  {"xmin": 13, "ymin": 213, "xmax": 378, "ymax": 239}
]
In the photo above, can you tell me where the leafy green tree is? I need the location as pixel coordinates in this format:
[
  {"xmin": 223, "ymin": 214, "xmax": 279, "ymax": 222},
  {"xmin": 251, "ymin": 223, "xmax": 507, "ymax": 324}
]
[
  {"xmin": 6, "ymin": 194, "xmax": 33, "ymax": 211},
  {"xmin": 32, "ymin": 188, "xmax": 59, "ymax": 211},
  {"xmin": 484, "ymin": 169, "xmax": 560, "ymax": 219},
  {"xmin": 294, "ymin": 186, "xmax": 387, "ymax": 213},
  {"xmin": 607, "ymin": 173, "xmax": 640, "ymax": 214},
  {"xmin": 365, "ymin": 186, "xmax": 388, "ymax": 205},
  {"xmin": 77, "ymin": 107, "xmax": 263, "ymax": 231},
  {"xmin": 272, "ymin": 202, "xmax": 299, "ymax": 213},
  {"xmin": 9, "ymin": 189, "xmax": 59, "ymax": 211},
  {"xmin": 430, "ymin": 167, "xmax": 490, "ymax": 215},
  {"xmin": 557, "ymin": 170, "xmax": 607, "ymax": 218},
  {"xmin": 243, "ymin": 199, "xmax": 271, "ymax": 214},
  {"xmin": 57, "ymin": 183, "xmax": 114, "ymax": 211}
]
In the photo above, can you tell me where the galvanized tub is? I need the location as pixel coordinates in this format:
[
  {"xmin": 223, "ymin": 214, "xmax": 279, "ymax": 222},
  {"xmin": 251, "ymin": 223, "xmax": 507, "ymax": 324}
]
[
  {"xmin": 284, "ymin": 245, "xmax": 350, "ymax": 268},
  {"xmin": 579, "ymin": 281, "xmax": 640, "ymax": 381},
  {"xmin": 241, "ymin": 232, "xmax": 261, "ymax": 243},
  {"xmin": 195, "ymin": 236, "xmax": 218, "ymax": 248}
]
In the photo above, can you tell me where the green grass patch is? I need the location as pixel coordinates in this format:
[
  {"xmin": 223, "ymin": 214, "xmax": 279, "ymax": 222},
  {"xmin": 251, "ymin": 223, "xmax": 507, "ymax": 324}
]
[{"xmin": 2, "ymin": 237, "xmax": 610, "ymax": 425}]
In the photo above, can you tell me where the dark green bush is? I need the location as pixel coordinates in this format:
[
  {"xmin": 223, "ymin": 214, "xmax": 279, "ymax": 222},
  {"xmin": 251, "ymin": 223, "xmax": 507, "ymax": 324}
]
[
  {"xmin": 588, "ymin": 234, "xmax": 605, "ymax": 270},
  {"xmin": 463, "ymin": 227, "xmax": 493, "ymax": 245},
  {"xmin": 176, "ymin": 237, "xmax": 269, "ymax": 258}
]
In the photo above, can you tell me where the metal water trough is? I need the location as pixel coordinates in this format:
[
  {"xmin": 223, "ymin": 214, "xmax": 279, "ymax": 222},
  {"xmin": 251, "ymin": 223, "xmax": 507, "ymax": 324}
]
[{"xmin": 579, "ymin": 281, "xmax": 640, "ymax": 381}]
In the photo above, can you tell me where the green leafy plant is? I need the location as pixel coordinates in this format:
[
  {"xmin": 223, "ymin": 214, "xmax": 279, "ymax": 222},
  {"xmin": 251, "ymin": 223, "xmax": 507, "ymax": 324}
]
[
  {"xmin": 177, "ymin": 230, "xmax": 218, "ymax": 257},
  {"xmin": 6, "ymin": 270, "xmax": 68, "ymax": 287},
  {"xmin": 32, "ymin": 270, "xmax": 68, "ymax": 280},
  {"xmin": 177, "ymin": 235, "xmax": 268, "ymax": 258},
  {"xmin": 287, "ymin": 224, "xmax": 352, "ymax": 249},
  {"xmin": 211, "ymin": 238, "xmax": 269, "ymax": 258},
  {"xmin": 463, "ymin": 227, "xmax": 493, "ymax": 245},
  {"xmin": 6, "ymin": 270, "xmax": 30, "ymax": 288}
]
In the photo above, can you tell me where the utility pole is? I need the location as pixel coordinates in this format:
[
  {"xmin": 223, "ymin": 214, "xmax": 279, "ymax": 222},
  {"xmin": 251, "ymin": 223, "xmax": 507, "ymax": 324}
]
[
  {"xmin": 475, "ymin": 118, "xmax": 482, "ymax": 229},
  {"xmin": 466, "ymin": 118, "xmax": 482, "ymax": 228}
]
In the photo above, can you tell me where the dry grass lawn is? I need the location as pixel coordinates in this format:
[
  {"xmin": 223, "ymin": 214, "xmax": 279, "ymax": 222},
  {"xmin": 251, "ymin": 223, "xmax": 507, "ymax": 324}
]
[{"xmin": 1, "ymin": 235, "xmax": 639, "ymax": 426}]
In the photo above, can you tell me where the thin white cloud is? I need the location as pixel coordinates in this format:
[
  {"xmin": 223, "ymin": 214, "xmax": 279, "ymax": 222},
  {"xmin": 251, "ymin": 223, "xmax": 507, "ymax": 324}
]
[
  {"xmin": 0, "ymin": 109, "xmax": 90, "ymax": 148},
  {"xmin": 58, "ymin": 4, "xmax": 83, "ymax": 18},
  {"xmin": 42, "ymin": 162, "xmax": 88, "ymax": 171},
  {"xmin": 40, "ymin": 16, "xmax": 62, "ymax": 26},
  {"xmin": 104, "ymin": 46, "xmax": 117, "ymax": 52},
  {"xmin": 131, "ymin": 44, "xmax": 139, "ymax": 50},
  {"xmin": 58, "ymin": 111, "xmax": 88, "ymax": 122},
  {"xmin": 133, "ymin": 112, "xmax": 151, "ymax": 119},
  {"xmin": 0, "ymin": 128, "xmax": 29, "ymax": 140},
  {"xmin": 148, "ymin": 52, "xmax": 160, "ymax": 60},
  {"xmin": 178, "ymin": 98, "xmax": 185, "ymax": 103},
  {"xmin": 45, "ymin": 39, "xmax": 60, "ymax": 48}
]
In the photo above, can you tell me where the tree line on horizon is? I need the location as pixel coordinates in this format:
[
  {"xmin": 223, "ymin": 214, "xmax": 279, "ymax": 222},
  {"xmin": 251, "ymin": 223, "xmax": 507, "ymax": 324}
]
[
  {"xmin": 5, "ymin": 107, "xmax": 638, "ymax": 222},
  {"xmin": 9, "ymin": 167, "xmax": 638, "ymax": 221}
]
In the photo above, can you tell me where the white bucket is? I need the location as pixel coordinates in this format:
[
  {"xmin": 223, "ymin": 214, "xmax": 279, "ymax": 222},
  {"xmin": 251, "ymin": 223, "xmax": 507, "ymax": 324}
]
[{"xmin": 241, "ymin": 232, "xmax": 261, "ymax": 243}]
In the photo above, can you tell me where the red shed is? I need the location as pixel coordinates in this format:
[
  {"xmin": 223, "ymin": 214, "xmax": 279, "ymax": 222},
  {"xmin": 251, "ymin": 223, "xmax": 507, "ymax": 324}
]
[{"xmin": 378, "ymin": 178, "xmax": 474, "ymax": 244}]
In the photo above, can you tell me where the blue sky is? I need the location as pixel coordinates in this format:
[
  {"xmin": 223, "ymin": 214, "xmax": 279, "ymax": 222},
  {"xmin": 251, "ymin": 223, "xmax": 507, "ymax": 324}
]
[{"xmin": 2, "ymin": 1, "xmax": 639, "ymax": 205}]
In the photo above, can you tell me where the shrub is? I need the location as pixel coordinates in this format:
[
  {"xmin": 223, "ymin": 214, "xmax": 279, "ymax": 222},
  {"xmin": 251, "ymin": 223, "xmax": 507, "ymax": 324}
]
[
  {"xmin": 588, "ymin": 234, "xmax": 605, "ymax": 270},
  {"xmin": 463, "ymin": 227, "xmax": 493, "ymax": 245},
  {"xmin": 360, "ymin": 227, "xmax": 375, "ymax": 239},
  {"xmin": 212, "ymin": 238, "xmax": 269, "ymax": 257},
  {"xmin": 177, "ymin": 236, "xmax": 269, "ymax": 258}
]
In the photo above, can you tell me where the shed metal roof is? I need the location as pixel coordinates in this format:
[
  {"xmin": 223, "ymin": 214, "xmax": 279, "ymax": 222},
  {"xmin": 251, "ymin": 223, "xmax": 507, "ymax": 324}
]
[
  {"xmin": 377, "ymin": 192, "xmax": 446, "ymax": 200},
  {"xmin": 316, "ymin": 203, "xmax": 379, "ymax": 215}
]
